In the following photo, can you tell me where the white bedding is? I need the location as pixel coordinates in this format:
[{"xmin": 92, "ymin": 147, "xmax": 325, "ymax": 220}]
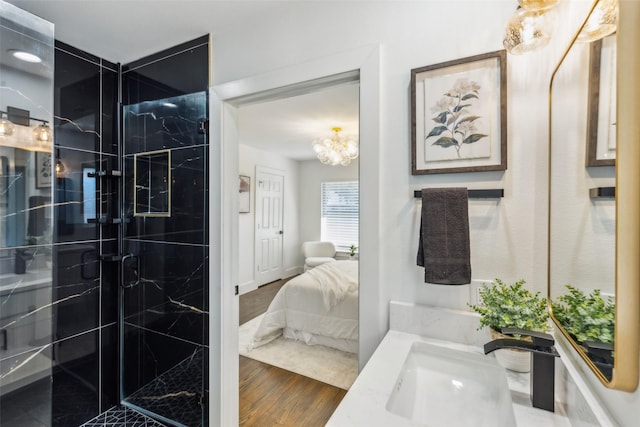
[{"xmin": 251, "ymin": 260, "xmax": 359, "ymax": 353}]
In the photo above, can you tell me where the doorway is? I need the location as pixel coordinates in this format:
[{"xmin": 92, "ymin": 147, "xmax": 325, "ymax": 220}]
[
  {"xmin": 236, "ymin": 80, "xmax": 359, "ymax": 425},
  {"xmin": 211, "ymin": 44, "xmax": 382, "ymax": 426},
  {"xmin": 253, "ymin": 166, "xmax": 284, "ymax": 287}
]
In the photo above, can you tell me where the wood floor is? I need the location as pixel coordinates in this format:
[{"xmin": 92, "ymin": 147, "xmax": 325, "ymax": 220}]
[{"xmin": 239, "ymin": 278, "xmax": 348, "ymax": 427}]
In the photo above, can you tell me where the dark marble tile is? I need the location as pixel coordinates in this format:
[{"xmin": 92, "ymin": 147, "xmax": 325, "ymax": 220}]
[
  {"xmin": 100, "ymin": 324, "xmax": 118, "ymax": 411},
  {"xmin": 51, "ymin": 330, "xmax": 99, "ymax": 426},
  {"xmin": 123, "ymin": 91, "xmax": 208, "ymax": 154},
  {"xmin": 0, "ymin": 376, "xmax": 51, "ymax": 427},
  {"xmin": 122, "ymin": 330, "xmax": 205, "ymax": 426},
  {"xmin": 102, "ymin": 68, "xmax": 119, "ymax": 155},
  {"xmin": 122, "ymin": 326, "xmax": 200, "ymax": 397},
  {"xmin": 55, "ymin": 40, "xmax": 100, "ymax": 65},
  {"xmin": 55, "ymin": 48, "xmax": 101, "ymax": 153},
  {"xmin": 97, "ymin": 155, "xmax": 120, "ymax": 241},
  {"xmin": 80, "ymin": 405, "xmax": 166, "ymax": 427},
  {"xmin": 53, "ymin": 148, "xmax": 102, "ymax": 243},
  {"xmin": 101, "ymin": 58, "xmax": 119, "ymax": 73},
  {"xmin": 122, "ymin": 241, "xmax": 207, "ymax": 345},
  {"xmin": 100, "ymin": 239, "xmax": 119, "ymax": 326},
  {"xmin": 122, "ymin": 39, "xmax": 208, "ymax": 105},
  {"xmin": 123, "ymin": 146, "xmax": 207, "ymax": 244},
  {"xmin": 52, "ymin": 242, "xmax": 100, "ymax": 340}
]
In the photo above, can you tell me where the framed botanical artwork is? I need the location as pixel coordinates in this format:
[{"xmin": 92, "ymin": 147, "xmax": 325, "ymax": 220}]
[
  {"xmin": 411, "ymin": 50, "xmax": 507, "ymax": 175},
  {"xmin": 586, "ymin": 33, "xmax": 616, "ymax": 167},
  {"xmin": 35, "ymin": 151, "xmax": 52, "ymax": 188},
  {"xmin": 239, "ymin": 174, "xmax": 250, "ymax": 213}
]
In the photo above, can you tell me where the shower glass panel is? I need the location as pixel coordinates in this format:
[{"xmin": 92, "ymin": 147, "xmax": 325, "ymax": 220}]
[
  {"xmin": 0, "ymin": 2, "xmax": 54, "ymax": 425},
  {"xmin": 121, "ymin": 91, "xmax": 209, "ymax": 426}
]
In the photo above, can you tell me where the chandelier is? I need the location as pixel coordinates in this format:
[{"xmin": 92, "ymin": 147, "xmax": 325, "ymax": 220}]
[{"xmin": 312, "ymin": 127, "xmax": 359, "ymax": 166}]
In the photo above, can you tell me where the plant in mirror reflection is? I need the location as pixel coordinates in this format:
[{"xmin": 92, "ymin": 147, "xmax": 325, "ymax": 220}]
[{"xmin": 551, "ymin": 285, "xmax": 615, "ymax": 345}]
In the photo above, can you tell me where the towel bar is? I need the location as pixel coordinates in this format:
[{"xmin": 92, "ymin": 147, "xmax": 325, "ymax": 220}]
[
  {"xmin": 413, "ymin": 189, "xmax": 504, "ymax": 199},
  {"xmin": 589, "ymin": 187, "xmax": 615, "ymax": 198}
]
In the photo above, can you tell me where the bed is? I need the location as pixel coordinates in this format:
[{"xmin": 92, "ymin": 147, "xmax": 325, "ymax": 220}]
[{"xmin": 251, "ymin": 260, "xmax": 359, "ymax": 353}]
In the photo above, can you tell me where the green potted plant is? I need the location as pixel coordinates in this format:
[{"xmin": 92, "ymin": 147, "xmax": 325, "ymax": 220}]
[
  {"xmin": 551, "ymin": 285, "xmax": 614, "ymax": 346},
  {"xmin": 348, "ymin": 244, "xmax": 357, "ymax": 259},
  {"xmin": 469, "ymin": 278, "xmax": 550, "ymax": 372}
]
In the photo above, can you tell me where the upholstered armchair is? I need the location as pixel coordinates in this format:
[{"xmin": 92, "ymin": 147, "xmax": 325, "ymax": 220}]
[{"xmin": 302, "ymin": 241, "xmax": 336, "ymax": 271}]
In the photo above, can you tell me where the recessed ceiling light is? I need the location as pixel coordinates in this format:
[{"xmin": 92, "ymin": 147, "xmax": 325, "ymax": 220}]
[
  {"xmin": 162, "ymin": 102, "xmax": 178, "ymax": 108},
  {"xmin": 9, "ymin": 49, "xmax": 42, "ymax": 63}
]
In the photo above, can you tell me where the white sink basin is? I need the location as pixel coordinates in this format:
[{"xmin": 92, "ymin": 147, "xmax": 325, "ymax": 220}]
[{"xmin": 386, "ymin": 341, "xmax": 516, "ymax": 427}]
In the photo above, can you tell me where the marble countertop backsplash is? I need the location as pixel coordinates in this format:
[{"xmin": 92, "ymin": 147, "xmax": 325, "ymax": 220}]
[{"xmin": 327, "ymin": 301, "xmax": 613, "ymax": 427}]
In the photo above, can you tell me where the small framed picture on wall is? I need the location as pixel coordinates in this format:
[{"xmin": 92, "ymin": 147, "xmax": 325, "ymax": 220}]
[
  {"xmin": 239, "ymin": 175, "xmax": 250, "ymax": 213},
  {"xmin": 35, "ymin": 151, "xmax": 52, "ymax": 188}
]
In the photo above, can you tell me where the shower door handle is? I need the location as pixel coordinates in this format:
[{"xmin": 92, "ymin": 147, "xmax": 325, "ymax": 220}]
[{"xmin": 121, "ymin": 253, "xmax": 140, "ymax": 288}]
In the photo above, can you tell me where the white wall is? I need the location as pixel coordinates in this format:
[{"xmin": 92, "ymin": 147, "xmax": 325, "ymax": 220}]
[
  {"xmin": 298, "ymin": 158, "xmax": 358, "ymax": 246},
  {"xmin": 215, "ymin": 1, "xmax": 640, "ymax": 425},
  {"xmin": 238, "ymin": 143, "xmax": 300, "ymax": 293}
]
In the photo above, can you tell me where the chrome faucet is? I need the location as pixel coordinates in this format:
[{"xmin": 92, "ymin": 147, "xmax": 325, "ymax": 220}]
[{"xmin": 484, "ymin": 328, "xmax": 560, "ymax": 412}]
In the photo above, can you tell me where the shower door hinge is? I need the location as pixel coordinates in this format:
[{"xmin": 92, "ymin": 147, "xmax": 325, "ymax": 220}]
[
  {"xmin": 235, "ymin": 285, "xmax": 239, "ymax": 296},
  {"xmin": 198, "ymin": 119, "xmax": 209, "ymax": 135}
]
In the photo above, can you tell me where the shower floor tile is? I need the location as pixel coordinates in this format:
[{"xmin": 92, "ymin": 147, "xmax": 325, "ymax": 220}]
[
  {"xmin": 124, "ymin": 348, "xmax": 205, "ymax": 426},
  {"xmin": 79, "ymin": 406, "xmax": 166, "ymax": 427}
]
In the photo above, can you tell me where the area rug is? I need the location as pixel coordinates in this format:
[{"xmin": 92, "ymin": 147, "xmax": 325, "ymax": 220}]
[{"xmin": 238, "ymin": 314, "xmax": 358, "ymax": 390}]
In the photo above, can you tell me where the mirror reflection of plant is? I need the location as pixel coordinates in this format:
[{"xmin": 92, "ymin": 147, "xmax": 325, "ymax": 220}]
[
  {"xmin": 551, "ymin": 285, "xmax": 615, "ymax": 345},
  {"xmin": 468, "ymin": 278, "xmax": 549, "ymax": 334},
  {"xmin": 349, "ymin": 245, "xmax": 357, "ymax": 257},
  {"xmin": 427, "ymin": 78, "xmax": 488, "ymax": 158}
]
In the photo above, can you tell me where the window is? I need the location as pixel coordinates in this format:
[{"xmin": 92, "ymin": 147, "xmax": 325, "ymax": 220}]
[{"xmin": 321, "ymin": 181, "xmax": 358, "ymax": 251}]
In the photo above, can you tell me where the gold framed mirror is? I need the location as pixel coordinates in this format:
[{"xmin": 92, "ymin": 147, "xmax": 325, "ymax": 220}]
[{"xmin": 548, "ymin": 0, "xmax": 639, "ymax": 391}]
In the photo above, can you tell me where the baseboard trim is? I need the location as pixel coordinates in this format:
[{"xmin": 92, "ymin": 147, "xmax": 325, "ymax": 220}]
[
  {"xmin": 284, "ymin": 266, "xmax": 303, "ymax": 278},
  {"xmin": 239, "ymin": 281, "xmax": 257, "ymax": 295}
]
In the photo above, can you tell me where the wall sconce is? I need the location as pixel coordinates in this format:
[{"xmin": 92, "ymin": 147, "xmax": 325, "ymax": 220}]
[
  {"xmin": 54, "ymin": 149, "xmax": 65, "ymax": 178},
  {"xmin": 503, "ymin": 1, "xmax": 560, "ymax": 55},
  {"xmin": 33, "ymin": 122, "xmax": 52, "ymax": 144},
  {"xmin": 577, "ymin": 0, "xmax": 618, "ymax": 43},
  {"xmin": 0, "ymin": 106, "xmax": 53, "ymax": 150},
  {"xmin": 0, "ymin": 112, "xmax": 15, "ymax": 137}
]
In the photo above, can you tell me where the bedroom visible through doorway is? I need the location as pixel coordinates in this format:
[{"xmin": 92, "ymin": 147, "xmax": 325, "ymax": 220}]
[{"xmin": 236, "ymin": 77, "xmax": 360, "ymax": 425}]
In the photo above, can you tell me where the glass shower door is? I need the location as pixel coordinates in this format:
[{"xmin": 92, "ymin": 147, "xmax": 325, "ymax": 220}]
[{"xmin": 120, "ymin": 91, "xmax": 209, "ymax": 426}]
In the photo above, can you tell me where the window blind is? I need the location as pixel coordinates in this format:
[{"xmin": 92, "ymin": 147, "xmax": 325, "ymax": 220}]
[{"xmin": 321, "ymin": 181, "xmax": 359, "ymax": 250}]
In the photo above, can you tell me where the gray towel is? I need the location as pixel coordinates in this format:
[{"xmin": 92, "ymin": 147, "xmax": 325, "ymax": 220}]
[{"xmin": 417, "ymin": 188, "xmax": 471, "ymax": 285}]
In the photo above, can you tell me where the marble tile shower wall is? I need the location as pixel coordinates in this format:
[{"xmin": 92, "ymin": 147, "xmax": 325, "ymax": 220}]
[
  {"xmin": 120, "ymin": 37, "xmax": 209, "ymax": 426},
  {"xmin": 50, "ymin": 41, "xmax": 120, "ymax": 425}
]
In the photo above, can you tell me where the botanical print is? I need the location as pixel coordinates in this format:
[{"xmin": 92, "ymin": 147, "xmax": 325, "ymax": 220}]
[
  {"xmin": 424, "ymin": 72, "xmax": 491, "ymax": 162},
  {"xmin": 36, "ymin": 152, "xmax": 52, "ymax": 188},
  {"xmin": 424, "ymin": 77, "xmax": 491, "ymax": 162},
  {"xmin": 411, "ymin": 51, "xmax": 505, "ymax": 175}
]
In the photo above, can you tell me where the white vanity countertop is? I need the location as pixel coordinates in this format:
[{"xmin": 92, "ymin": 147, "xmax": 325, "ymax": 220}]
[{"xmin": 326, "ymin": 330, "xmax": 571, "ymax": 427}]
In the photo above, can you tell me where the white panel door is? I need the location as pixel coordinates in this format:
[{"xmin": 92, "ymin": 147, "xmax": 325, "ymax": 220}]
[{"xmin": 254, "ymin": 167, "xmax": 284, "ymax": 286}]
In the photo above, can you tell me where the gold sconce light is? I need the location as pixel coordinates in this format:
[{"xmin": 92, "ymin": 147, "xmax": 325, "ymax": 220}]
[
  {"xmin": 503, "ymin": 1, "xmax": 561, "ymax": 55},
  {"xmin": 577, "ymin": 0, "xmax": 618, "ymax": 43}
]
